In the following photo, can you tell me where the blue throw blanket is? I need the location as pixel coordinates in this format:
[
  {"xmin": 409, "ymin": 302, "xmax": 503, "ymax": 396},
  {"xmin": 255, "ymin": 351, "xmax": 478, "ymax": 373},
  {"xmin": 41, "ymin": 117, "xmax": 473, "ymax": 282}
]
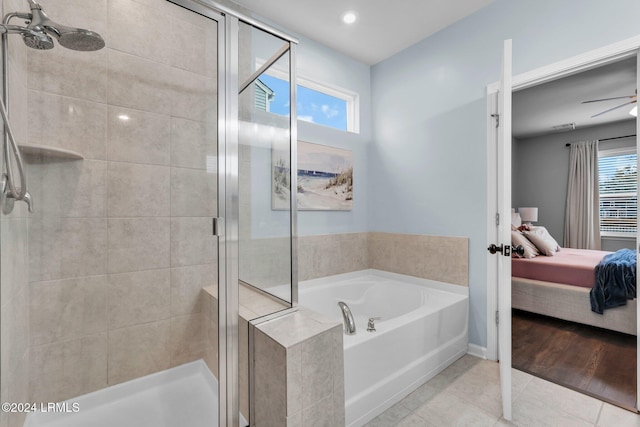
[{"xmin": 590, "ymin": 248, "xmax": 637, "ymax": 314}]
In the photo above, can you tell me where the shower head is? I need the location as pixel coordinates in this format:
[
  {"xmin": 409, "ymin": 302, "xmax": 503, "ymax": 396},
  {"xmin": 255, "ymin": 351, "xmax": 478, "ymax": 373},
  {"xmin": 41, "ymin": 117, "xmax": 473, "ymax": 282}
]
[
  {"xmin": 25, "ymin": 1, "xmax": 105, "ymax": 51},
  {"xmin": 21, "ymin": 28, "xmax": 53, "ymax": 50}
]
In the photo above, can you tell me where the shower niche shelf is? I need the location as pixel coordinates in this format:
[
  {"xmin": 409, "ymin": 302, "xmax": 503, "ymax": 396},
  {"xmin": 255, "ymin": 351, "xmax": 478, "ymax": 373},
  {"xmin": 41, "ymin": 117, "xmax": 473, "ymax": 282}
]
[{"xmin": 18, "ymin": 144, "xmax": 84, "ymax": 160}]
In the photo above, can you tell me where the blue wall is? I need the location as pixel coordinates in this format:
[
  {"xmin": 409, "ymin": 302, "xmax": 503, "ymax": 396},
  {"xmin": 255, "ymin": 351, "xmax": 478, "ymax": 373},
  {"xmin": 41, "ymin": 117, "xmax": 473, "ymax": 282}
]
[
  {"xmin": 370, "ymin": 0, "xmax": 640, "ymax": 347},
  {"xmin": 295, "ymin": 36, "xmax": 372, "ymax": 236}
]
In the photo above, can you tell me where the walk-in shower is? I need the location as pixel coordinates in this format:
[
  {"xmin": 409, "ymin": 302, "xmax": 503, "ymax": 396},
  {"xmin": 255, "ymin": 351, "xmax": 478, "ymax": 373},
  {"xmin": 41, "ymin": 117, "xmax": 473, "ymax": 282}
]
[{"xmin": 0, "ymin": 0, "xmax": 104, "ymax": 215}]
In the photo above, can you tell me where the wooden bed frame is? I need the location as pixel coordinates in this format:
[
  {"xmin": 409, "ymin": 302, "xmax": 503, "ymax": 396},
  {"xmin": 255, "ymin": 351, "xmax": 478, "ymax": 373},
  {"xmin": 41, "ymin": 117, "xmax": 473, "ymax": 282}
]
[{"xmin": 512, "ymin": 277, "xmax": 637, "ymax": 336}]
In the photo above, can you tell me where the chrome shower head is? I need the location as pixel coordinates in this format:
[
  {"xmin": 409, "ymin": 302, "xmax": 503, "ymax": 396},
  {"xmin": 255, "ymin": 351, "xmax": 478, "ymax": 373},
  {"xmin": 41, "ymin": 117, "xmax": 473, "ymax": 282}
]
[
  {"xmin": 21, "ymin": 29, "xmax": 53, "ymax": 50},
  {"xmin": 25, "ymin": 1, "xmax": 105, "ymax": 51}
]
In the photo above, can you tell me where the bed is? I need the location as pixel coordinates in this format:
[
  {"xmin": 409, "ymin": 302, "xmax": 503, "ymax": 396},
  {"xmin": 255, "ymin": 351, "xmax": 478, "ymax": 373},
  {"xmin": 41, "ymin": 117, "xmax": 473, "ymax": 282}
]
[{"xmin": 512, "ymin": 248, "xmax": 637, "ymax": 336}]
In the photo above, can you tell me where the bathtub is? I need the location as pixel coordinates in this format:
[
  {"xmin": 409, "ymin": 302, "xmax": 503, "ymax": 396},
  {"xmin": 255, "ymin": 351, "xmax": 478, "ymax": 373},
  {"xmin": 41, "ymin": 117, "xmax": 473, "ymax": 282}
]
[{"xmin": 299, "ymin": 269, "xmax": 469, "ymax": 427}]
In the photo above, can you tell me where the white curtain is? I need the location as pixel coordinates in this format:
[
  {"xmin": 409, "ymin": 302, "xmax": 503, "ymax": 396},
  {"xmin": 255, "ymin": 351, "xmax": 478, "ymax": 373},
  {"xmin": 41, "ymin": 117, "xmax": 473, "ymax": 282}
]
[{"xmin": 564, "ymin": 140, "xmax": 601, "ymax": 249}]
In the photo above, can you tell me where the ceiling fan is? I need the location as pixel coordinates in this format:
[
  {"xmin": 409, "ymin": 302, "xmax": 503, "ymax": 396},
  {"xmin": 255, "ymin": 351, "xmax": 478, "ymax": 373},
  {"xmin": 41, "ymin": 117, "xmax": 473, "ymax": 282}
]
[{"xmin": 582, "ymin": 89, "xmax": 637, "ymax": 118}]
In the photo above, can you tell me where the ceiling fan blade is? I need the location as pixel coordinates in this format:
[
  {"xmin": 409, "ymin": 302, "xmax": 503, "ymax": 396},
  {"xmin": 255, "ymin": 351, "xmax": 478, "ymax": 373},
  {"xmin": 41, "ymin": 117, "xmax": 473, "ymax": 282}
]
[
  {"xmin": 591, "ymin": 100, "xmax": 637, "ymax": 118},
  {"xmin": 582, "ymin": 95, "xmax": 636, "ymax": 104}
]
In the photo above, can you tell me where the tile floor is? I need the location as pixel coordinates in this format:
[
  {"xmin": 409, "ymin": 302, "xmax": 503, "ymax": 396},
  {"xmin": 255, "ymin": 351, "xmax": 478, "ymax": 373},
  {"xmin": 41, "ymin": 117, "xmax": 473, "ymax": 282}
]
[{"xmin": 365, "ymin": 355, "xmax": 640, "ymax": 427}]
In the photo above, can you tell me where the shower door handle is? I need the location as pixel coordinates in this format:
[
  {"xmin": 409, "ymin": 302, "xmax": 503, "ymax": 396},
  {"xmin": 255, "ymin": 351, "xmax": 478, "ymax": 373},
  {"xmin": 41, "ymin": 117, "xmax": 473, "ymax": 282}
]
[{"xmin": 212, "ymin": 217, "xmax": 224, "ymax": 236}]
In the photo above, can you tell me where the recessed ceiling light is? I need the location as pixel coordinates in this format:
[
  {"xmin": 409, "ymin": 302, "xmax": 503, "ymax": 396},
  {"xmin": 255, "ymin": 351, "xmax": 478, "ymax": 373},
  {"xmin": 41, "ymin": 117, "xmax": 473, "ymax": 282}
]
[
  {"xmin": 118, "ymin": 114, "xmax": 130, "ymax": 121},
  {"xmin": 342, "ymin": 11, "xmax": 357, "ymax": 24}
]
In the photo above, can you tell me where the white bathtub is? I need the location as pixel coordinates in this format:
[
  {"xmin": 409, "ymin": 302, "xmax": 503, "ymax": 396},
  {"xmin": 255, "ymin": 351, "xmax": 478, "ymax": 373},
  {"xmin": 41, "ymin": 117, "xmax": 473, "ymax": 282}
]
[{"xmin": 299, "ymin": 269, "xmax": 469, "ymax": 427}]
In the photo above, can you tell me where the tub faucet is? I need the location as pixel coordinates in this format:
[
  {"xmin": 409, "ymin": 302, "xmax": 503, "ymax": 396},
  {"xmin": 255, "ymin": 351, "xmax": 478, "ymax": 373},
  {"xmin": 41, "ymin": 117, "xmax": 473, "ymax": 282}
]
[
  {"xmin": 338, "ymin": 301, "xmax": 356, "ymax": 335},
  {"xmin": 367, "ymin": 317, "xmax": 382, "ymax": 332}
]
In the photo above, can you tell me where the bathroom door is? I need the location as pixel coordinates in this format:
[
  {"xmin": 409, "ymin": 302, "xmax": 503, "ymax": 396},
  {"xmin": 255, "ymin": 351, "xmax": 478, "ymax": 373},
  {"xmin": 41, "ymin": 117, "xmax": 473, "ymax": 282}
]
[{"xmin": 496, "ymin": 39, "xmax": 513, "ymax": 421}]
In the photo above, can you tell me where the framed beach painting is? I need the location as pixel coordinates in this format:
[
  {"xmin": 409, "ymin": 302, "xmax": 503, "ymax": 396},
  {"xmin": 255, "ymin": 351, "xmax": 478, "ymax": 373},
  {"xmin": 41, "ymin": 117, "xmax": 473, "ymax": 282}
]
[{"xmin": 272, "ymin": 141, "xmax": 353, "ymax": 210}]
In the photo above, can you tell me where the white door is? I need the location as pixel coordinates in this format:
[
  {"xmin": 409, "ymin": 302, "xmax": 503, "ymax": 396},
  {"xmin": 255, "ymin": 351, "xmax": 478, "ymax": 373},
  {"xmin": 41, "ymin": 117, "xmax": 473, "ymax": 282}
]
[
  {"xmin": 636, "ymin": 51, "xmax": 640, "ymax": 410},
  {"xmin": 492, "ymin": 39, "xmax": 513, "ymax": 421}
]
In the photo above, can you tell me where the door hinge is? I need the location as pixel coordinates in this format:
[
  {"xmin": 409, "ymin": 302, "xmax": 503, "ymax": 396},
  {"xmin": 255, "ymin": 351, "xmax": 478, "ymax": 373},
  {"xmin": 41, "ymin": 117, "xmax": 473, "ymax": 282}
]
[
  {"xmin": 491, "ymin": 113, "xmax": 500, "ymax": 128},
  {"xmin": 212, "ymin": 217, "xmax": 224, "ymax": 236},
  {"xmin": 495, "ymin": 212, "xmax": 500, "ymax": 226},
  {"xmin": 495, "ymin": 310, "xmax": 499, "ymax": 325}
]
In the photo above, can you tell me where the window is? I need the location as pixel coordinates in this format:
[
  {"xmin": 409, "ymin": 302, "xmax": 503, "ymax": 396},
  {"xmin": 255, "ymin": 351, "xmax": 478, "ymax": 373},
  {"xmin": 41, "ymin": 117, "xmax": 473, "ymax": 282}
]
[
  {"xmin": 598, "ymin": 148, "xmax": 637, "ymax": 236},
  {"xmin": 254, "ymin": 72, "xmax": 359, "ymax": 133}
]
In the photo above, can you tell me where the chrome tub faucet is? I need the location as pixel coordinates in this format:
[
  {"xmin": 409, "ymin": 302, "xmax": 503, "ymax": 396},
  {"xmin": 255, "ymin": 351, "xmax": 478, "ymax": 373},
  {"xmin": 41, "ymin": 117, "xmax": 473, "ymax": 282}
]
[{"xmin": 338, "ymin": 301, "xmax": 356, "ymax": 335}]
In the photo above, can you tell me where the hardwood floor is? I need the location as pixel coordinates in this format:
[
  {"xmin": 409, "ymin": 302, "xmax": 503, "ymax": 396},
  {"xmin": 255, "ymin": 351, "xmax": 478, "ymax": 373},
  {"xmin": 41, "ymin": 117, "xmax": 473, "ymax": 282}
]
[{"xmin": 512, "ymin": 309, "xmax": 637, "ymax": 411}]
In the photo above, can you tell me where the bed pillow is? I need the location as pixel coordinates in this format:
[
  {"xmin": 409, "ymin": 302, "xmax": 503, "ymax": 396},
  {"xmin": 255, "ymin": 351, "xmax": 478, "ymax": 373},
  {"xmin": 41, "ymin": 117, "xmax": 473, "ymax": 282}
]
[
  {"xmin": 511, "ymin": 230, "xmax": 539, "ymax": 259},
  {"xmin": 523, "ymin": 226, "xmax": 561, "ymax": 256}
]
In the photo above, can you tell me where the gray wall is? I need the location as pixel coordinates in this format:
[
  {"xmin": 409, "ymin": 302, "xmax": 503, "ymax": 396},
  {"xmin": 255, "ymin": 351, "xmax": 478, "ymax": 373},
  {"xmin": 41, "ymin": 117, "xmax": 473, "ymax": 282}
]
[
  {"xmin": 513, "ymin": 120, "xmax": 636, "ymax": 252},
  {"xmin": 370, "ymin": 0, "xmax": 640, "ymax": 348}
]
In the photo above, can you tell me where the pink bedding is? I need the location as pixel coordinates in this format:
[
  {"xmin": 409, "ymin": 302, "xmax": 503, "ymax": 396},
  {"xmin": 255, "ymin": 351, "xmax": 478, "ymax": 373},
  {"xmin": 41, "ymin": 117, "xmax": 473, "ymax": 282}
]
[{"xmin": 511, "ymin": 248, "xmax": 612, "ymax": 289}]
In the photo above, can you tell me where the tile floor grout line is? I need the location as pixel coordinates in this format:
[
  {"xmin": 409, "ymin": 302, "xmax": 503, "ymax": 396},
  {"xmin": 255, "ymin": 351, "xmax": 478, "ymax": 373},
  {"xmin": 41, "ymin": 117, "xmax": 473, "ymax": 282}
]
[{"xmin": 593, "ymin": 401, "xmax": 604, "ymax": 427}]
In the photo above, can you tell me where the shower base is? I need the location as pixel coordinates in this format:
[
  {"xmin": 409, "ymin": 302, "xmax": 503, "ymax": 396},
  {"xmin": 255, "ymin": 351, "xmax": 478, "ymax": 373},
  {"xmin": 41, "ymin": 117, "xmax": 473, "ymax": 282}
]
[{"xmin": 24, "ymin": 360, "xmax": 245, "ymax": 427}]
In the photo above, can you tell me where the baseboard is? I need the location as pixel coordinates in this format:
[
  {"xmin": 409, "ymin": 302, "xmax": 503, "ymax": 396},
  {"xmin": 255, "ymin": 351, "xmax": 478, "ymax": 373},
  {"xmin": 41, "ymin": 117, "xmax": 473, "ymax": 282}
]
[{"xmin": 467, "ymin": 344, "xmax": 487, "ymax": 359}]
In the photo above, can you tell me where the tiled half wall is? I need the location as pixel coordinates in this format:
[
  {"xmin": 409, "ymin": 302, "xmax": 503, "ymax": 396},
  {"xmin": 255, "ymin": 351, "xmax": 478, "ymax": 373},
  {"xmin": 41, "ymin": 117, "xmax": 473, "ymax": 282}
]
[{"xmin": 299, "ymin": 232, "xmax": 469, "ymax": 286}]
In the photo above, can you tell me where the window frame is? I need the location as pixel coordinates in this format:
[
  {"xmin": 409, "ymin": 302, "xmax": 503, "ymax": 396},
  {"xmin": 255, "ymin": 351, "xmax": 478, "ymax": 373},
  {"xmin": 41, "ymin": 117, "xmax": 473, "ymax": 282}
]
[
  {"xmin": 598, "ymin": 146, "xmax": 637, "ymax": 238},
  {"xmin": 255, "ymin": 59, "xmax": 360, "ymax": 133}
]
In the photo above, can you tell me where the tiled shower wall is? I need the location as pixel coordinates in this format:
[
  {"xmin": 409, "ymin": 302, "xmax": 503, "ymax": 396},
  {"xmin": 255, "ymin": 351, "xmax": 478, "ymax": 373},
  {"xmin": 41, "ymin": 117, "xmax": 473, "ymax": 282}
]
[
  {"xmin": 20, "ymin": 0, "xmax": 218, "ymax": 404},
  {"xmin": 1, "ymin": 0, "xmax": 30, "ymax": 425}
]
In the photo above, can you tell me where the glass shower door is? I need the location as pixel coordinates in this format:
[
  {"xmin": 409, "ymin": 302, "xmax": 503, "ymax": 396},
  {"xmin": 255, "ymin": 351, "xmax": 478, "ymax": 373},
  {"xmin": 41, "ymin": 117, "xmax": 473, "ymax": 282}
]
[{"xmin": 1, "ymin": 0, "xmax": 225, "ymax": 426}]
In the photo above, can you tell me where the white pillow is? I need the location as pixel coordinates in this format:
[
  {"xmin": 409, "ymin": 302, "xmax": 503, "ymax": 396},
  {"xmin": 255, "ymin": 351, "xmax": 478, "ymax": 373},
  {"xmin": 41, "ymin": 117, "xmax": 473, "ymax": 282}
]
[
  {"xmin": 511, "ymin": 212, "xmax": 522, "ymax": 228},
  {"xmin": 523, "ymin": 226, "xmax": 560, "ymax": 256},
  {"xmin": 511, "ymin": 230, "xmax": 539, "ymax": 259}
]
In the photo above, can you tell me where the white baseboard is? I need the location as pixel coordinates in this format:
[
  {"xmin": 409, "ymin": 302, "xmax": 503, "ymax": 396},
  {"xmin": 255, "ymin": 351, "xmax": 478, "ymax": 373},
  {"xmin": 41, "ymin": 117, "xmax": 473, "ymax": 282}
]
[{"xmin": 467, "ymin": 344, "xmax": 487, "ymax": 359}]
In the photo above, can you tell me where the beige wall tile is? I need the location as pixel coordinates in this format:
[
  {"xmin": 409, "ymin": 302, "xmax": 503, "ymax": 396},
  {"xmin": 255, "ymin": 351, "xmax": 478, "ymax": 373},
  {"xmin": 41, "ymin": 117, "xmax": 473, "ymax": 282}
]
[
  {"xmin": 170, "ymin": 217, "xmax": 216, "ymax": 267},
  {"xmin": 30, "ymin": 333, "xmax": 108, "ymax": 403},
  {"xmin": 27, "ymin": 159, "xmax": 106, "ymax": 218},
  {"xmin": 30, "ymin": 276, "xmax": 108, "ymax": 346},
  {"xmin": 3, "ymin": 350, "xmax": 28, "ymax": 427},
  {"xmin": 302, "ymin": 394, "xmax": 334, "ymax": 427},
  {"xmin": 170, "ymin": 264, "xmax": 214, "ymax": 316},
  {"xmin": 108, "ymin": 218, "xmax": 170, "ymax": 273},
  {"xmin": 107, "ymin": 106, "xmax": 171, "ymax": 165},
  {"xmin": 27, "ymin": 90, "xmax": 107, "ymax": 160},
  {"xmin": 28, "ymin": 47, "xmax": 107, "ymax": 103},
  {"xmin": 368, "ymin": 232, "xmax": 469, "ymax": 286},
  {"xmin": 1, "ymin": 287, "xmax": 29, "ymax": 373},
  {"xmin": 108, "ymin": 320, "xmax": 171, "ymax": 385},
  {"xmin": 301, "ymin": 330, "xmax": 334, "ymax": 408},
  {"xmin": 286, "ymin": 343, "xmax": 302, "ymax": 416},
  {"xmin": 331, "ymin": 326, "xmax": 345, "ymax": 426},
  {"xmin": 170, "ymin": 117, "xmax": 217, "ymax": 170},
  {"xmin": 107, "ymin": 0, "xmax": 172, "ymax": 64},
  {"xmin": 254, "ymin": 329, "xmax": 287, "ymax": 427},
  {"xmin": 170, "ymin": 313, "xmax": 205, "ymax": 366},
  {"xmin": 171, "ymin": 67, "xmax": 217, "ymax": 123},
  {"xmin": 29, "ymin": 217, "xmax": 107, "ymax": 282},
  {"xmin": 169, "ymin": 15, "xmax": 217, "ymax": 78},
  {"xmin": 170, "ymin": 167, "xmax": 216, "ymax": 217},
  {"xmin": 107, "ymin": 162, "xmax": 170, "ymax": 217},
  {"xmin": 108, "ymin": 269, "xmax": 171, "ymax": 329},
  {"xmin": 38, "ymin": 0, "xmax": 107, "ymax": 37},
  {"xmin": 107, "ymin": 49, "xmax": 173, "ymax": 115},
  {"xmin": 0, "ymin": 218, "xmax": 28, "ymax": 303}
]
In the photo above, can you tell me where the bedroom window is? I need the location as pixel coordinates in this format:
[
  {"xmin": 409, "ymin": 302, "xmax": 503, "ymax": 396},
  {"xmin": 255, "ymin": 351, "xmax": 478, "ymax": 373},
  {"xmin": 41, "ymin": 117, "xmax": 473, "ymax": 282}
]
[{"xmin": 598, "ymin": 148, "xmax": 637, "ymax": 236}]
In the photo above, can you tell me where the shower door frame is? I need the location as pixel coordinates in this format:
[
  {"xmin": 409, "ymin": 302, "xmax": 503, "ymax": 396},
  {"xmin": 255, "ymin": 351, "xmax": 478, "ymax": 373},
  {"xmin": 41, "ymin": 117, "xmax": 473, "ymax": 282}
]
[{"xmin": 167, "ymin": 1, "xmax": 299, "ymax": 426}]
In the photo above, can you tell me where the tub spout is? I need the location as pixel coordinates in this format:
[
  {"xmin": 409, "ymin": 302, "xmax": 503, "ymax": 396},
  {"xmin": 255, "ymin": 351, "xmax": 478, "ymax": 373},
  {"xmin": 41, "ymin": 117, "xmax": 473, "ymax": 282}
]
[{"xmin": 338, "ymin": 301, "xmax": 356, "ymax": 335}]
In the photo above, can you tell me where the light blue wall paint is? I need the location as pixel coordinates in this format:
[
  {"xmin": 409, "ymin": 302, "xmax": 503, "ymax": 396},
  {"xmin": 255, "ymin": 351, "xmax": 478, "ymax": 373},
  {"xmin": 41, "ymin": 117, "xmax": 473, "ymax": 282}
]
[
  {"xmin": 370, "ymin": 0, "xmax": 640, "ymax": 347},
  {"xmin": 296, "ymin": 36, "xmax": 371, "ymax": 236},
  {"xmin": 247, "ymin": 25, "xmax": 372, "ymax": 237}
]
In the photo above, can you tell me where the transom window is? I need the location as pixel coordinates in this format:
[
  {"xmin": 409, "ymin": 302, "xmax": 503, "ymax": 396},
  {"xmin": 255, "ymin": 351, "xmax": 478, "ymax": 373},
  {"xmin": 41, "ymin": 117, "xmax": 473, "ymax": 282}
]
[
  {"xmin": 598, "ymin": 148, "xmax": 637, "ymax": 236},
  {"xmin": 254, "ymin": 70, "xmax": 359, "ymax": 133}
]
